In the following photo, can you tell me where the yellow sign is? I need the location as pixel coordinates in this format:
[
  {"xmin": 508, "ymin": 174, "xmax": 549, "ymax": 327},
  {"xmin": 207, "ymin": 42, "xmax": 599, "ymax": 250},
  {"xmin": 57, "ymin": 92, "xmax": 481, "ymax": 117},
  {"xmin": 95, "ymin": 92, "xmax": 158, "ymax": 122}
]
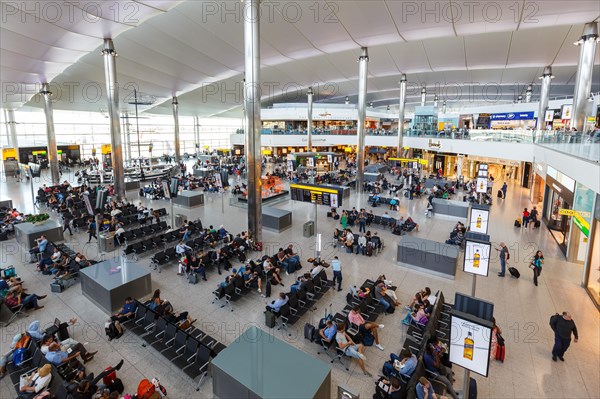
[
  {"xmin": 101, "ymin": 144, "xmax": 111, "ymax": 155},
  {"xmin": 558, "ymin": 209, "xmax": 576, "ymax": 216},
  {"xmin": 290, "ymin": 184, "xmax": 339, "ymax": 195},
  {"xmin": 262, "ymin": 150, "xmax": 272, "ymax": 155},
  {"xmin": 2, "ymin": 148, "xmax": 17, "ymax": 160},
  {"xmin": 388, "ymin": 157, "xmax": 428, "ymax": 166}
]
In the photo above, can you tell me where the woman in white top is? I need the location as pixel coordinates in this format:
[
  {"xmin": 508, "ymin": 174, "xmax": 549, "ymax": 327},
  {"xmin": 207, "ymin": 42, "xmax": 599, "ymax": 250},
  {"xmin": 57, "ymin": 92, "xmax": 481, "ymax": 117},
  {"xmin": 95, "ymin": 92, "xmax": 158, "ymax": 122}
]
[{"xmin": 19, "ymin": 363, "xmax": 52, "ymax": 396}]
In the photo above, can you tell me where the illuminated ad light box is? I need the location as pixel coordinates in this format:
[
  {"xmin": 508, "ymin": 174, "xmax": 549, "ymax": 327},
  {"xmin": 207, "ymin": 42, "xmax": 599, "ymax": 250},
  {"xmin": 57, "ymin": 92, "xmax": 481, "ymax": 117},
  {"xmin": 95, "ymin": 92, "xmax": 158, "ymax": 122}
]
[
  {"xmin": 449, "ymin": 310, "xmax": 493, "ymax": 377},
  {"xmin": 463, "ymin": 239, "xmax": 491, "ymax": 277},
  {"xmin": 469, "ymin": 207, "xmax": 490, "ymax": 235}
]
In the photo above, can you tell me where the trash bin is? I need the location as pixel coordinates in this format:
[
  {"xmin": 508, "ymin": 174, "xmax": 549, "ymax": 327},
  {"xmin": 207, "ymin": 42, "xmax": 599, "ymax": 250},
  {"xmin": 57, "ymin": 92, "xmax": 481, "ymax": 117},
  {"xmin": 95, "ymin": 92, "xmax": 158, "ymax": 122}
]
[
  {"xmin": 175, "ymin": 214, "xmax": 186, "ymax": 227},
  {"xmin": 99, "ymin": 233, "xmax": 115, "ymax": 253},
  {"xmin": 303, "ymin": 221, "xmax": 314, "ymax": 238}
]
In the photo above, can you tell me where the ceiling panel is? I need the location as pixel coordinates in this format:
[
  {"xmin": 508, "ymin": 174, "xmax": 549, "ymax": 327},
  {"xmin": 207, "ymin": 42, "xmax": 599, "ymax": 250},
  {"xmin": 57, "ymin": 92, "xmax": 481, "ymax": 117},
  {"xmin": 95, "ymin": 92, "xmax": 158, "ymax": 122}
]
[
  {"xmin": 386, "ymin": 41, "xmax": 431, "ymax": 73},
  {"xmin": 553, "ymin": 24, "xmax": 600, "ymax": 66},
  {"xmin": 422, "ymin": 36, "xmax": 466, "ymax": 71},
  {"xmin": 386, "ymin": 0, "xmax": 454, "ymax": 40},
  {"xmin": 366, "ymin": 46, "xmax": 399, "ymax": 77},
  {"xmin": 334, "ymin": 1, "xmax": 401, "ymax": 46},
  {"xmin": 518, "ymin": 1, "xmax": 600, "ymax": 29},
  {"xmin": 507, "ymin": 25, "xmax": 571, "ymax": 67},
  {"xmin": 464, "ymin": 31, "xmax": 512, "ymax": 69}
]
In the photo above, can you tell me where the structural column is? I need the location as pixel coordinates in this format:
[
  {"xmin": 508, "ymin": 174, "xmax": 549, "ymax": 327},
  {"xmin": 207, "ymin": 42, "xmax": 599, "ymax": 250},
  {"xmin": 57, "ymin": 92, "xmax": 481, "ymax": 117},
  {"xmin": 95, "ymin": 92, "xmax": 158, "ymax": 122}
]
[
  {"xmin": 193, "ymin": 116, "xmax": 200, "ymax": 151},
  {"xmin": 172, "ymin": 97, "xmax": 181, "ymax": 163},
  {"xmin": 536, "ymin": 67, "xmax": 553, "ymax": 130},
  {"xmin": 420, "ymin": 86, "xmax": 426, "ymax": 106},
  {"xmin": 40, "ymin": 83, "xmax": 60, "ymax": 185},
  {"xmin": 307, "ymin": 86, "xmax": 314, "ymax": 152},
  {"xmin": 4, "ymin": 109, "xmax": 19, "ymax": 163},
  {"xmin": 571, "ymin": 22, "xmax": 599, "ymax": 132},
  {"xmin": 525, "ymin": 85, "xmax": 533, "ymax": 103},
  {"xmin": 433, "ymin": 94, "xmax": 439, "ymax": 107},
  {"xmin": 355, "ymin": 47, "xmax": 369, "ymax": 194},
  {"xmin": 442, "ymin": 100, "xmax": 447, "ymax": 114},
  {"xmin": 396, "ymin": 74, "xmax": 407, "ymax": 157},
  {"xmin": 123, "ymin": 114, "xmax": 132, "ymax": 161},
  {"xmin": 244, "ymin": 0, "xmax": 262, "ymax": 242},
  {"xmin": 101, "ymin": 39, "xmax": 125, "ymax": 199}
]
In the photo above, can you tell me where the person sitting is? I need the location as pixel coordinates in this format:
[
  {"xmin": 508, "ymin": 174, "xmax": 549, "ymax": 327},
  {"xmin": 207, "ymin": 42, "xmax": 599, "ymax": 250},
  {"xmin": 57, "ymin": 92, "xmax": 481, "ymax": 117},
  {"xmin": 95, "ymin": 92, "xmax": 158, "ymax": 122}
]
[
  {"xmin": 402, "ymin": 217, "xmax": 419, "ymax": 232},
  {"xmin": 445, "ymin": 230, "xmax": 464, "ymax": 245},
  {"xmin": 290, "ymin": 273, "xmax": 310, "ymax": 293},
  {"xmin": 370, "ymin": 232, "xmax": 382, "ymax": 250},
  {"xmin": 265, "ymin": 292, "xmax": 288, "ymax": 314},
  {"xmin": 147, "ymin": 289, "xmax": 163, "ymax": 311},
  {"xmin": 319, "ymin": 319, "xmax": 337, "ymax": 345},
  {"xmin": 189, "ymin": 255, "xmax": 207, "ymax": 281},
  {"xmin": 409, "ymin": 304, "xmax": 429, "ymax": 326},
  {"xmin": 383, "ymin": 348, "xmax": 417, "ymax": 379},
  {"xmin": 40, "ymin": 335, "xmax": 97, "ymax": 363},
  {"xmin": 374, "ymin": 282, "xmax": 393, "ymax": 313},
  {"xmin": 243, "ymin": 268, "xmax": 262, "ymax": 294},
  {"xmin": 18, "ymin": 363, "xmax": 52, "ymax": 398},
  {"xmin": 357, "ymin": 234, "xmax": 367, "ymax": 254},
  {"xmin": 348, "ymin": 305, "xmax": 385, "ymax": 351},
  {"xmin": 263, "ymin": 258, "xmax": 284, "ymax": 286},
  {"xmin": 29, "ymin": 235, "xmax": 48, "ymax": 263},
  {"xmin": 423, "ymin": 344, "xmax": 458, "ymax": 399},
  {"xmin": 416, "ymin": 376, "xmax": 449, "ymax": 399},
  {"xmin": 109, "ymin": 296, "xmax": 137, "ymax": 335},
  {"xmin": 45, "ymin": 342, "xmax": 88, "ymax": 367},
  {"xmin": 175, "ymin": 240, "xmax": 192, "ymax": 257},
  {"xmin": 335, "ymin": 322, "xmax": 371, "ymax": 377},
  {"xmin": 376, "ymin": 376, "xmax": 403, "ymax": 399},
  {"xmin": 4, "ymin": 290, "xmax": 46, "ymax": 310}
]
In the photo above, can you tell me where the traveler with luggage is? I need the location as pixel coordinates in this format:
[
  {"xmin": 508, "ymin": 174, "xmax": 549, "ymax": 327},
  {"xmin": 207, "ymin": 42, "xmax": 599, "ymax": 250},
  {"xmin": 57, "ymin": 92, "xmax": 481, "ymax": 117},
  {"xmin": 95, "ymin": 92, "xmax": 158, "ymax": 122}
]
[
  {"xmin": 522, "ymin": 208, "xmax": 530, "ymax": 228},
  {"xmin": 495, "ymin": 242, "xmax": 510, "ymax": 277},
  {"xmin": 530, "ymin": 250, "xmax": 544, "ymax": 286},
  {"xmin": 550, "ymin": 311, "xmax": 578, "ymax": 362}
]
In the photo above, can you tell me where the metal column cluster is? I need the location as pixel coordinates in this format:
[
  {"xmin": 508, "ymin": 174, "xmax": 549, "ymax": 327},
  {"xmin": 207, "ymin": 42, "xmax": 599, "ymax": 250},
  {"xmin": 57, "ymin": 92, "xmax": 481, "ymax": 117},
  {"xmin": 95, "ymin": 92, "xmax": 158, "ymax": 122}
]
[
  {"xmin": 396, "ymin": 74, "xmax": 407, "ymax": 157},
  {"xmin": 571, "ymin": 22, "xmax": 599, "ymax": 131},
  {"xmin": 40, "ymin": 83, "xmax": 60, "ymax": 185},
  {"xmin": 355, "ymin": 47, "xmax": 369, "ymax": 194},
  {"xmin": 536, "ymin": 66, "xmax": 554, "ymax": 130}
]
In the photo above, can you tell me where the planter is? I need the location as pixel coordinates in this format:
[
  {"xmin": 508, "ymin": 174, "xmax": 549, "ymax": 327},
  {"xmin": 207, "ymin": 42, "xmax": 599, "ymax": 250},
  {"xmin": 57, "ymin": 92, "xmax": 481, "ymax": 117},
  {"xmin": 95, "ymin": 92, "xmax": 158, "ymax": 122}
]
[{"xmin": 32, "ymin": 220, "xmax": 48, "ymax": 226}]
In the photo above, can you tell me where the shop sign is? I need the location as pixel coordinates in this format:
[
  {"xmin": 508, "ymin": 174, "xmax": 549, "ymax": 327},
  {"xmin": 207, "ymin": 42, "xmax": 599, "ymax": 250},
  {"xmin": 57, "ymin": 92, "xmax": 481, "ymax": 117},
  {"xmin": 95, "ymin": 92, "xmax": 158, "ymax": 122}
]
[
  {"xmin": 490, "ymin": 112, "xmax": 534, "ymax": 120},
  {"xmin": 572, "ymin": 182, "xmax": 595, "ymax": 236},
  {"xmin": 559, "ymin": 208, "xmax": 590, "ymax": 236},
  {"xmin": 101, "ymin": 144, "xmax": 111, "ymax": 155},
  {"xmin": 428, "ymin": 139, "xmax": 441, "ymax": 149},
  {"xmin": 2, "ymin": 148, "xmax": 17, "ymax": 160}
]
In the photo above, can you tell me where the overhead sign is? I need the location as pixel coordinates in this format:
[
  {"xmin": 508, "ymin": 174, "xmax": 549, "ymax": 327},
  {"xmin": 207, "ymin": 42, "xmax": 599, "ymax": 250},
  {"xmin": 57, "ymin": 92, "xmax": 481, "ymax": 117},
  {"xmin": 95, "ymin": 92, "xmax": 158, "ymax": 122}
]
[
  {"xmin": 101, "ymin": 144, "xmax": 112, "ymax": 155},
  {"xmin": 388, "ymin": 157, "xmax": 428, "ymax": 166},
  {"xmin": 559, "ymin": 208, "xmax": 590, "ymax": 236},
  {"xmin": 490, "ymin": 112, "xmax": 535, "ymax": 121},
  {"xmin": 2, "ymin": 148, "xmax": 17, "ymax": 160},
  {"xmin": 290, "ymin": 183, "xmax": 343, "ymax": 207},
  {"xmin": 558, "ymin": 209, "xmax": 576, "ymax": 216}
]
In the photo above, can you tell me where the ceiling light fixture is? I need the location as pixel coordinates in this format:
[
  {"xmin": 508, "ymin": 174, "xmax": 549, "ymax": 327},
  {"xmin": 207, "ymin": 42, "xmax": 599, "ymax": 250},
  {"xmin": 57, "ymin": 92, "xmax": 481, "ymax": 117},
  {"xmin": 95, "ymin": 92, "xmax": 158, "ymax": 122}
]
[{"xmin": 345, "ymin": 96, "xmax": 350, "ymax": 104}]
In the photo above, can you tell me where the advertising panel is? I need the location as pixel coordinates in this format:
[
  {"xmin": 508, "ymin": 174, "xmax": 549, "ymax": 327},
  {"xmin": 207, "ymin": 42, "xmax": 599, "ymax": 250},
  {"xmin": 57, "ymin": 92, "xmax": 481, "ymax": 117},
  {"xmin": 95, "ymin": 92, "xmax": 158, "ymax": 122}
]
[
  {"xmin": 449, "ymin": 312, "xmax": 492, "ymax": 377},
  {"xmin": 463, "ymin": 240, "xmax": 491, "ymax": 277},
  {"xmin": 469, "ymin": 207, "xmax": 490, "ymax": 234}
]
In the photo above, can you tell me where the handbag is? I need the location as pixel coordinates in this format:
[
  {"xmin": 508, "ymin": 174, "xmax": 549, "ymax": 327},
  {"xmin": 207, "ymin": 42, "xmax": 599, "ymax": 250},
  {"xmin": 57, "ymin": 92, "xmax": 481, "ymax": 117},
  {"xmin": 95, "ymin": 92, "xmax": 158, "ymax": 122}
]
[{"xmin": 496, "ymin": 332, "xmax": 505, "ymax": 347}]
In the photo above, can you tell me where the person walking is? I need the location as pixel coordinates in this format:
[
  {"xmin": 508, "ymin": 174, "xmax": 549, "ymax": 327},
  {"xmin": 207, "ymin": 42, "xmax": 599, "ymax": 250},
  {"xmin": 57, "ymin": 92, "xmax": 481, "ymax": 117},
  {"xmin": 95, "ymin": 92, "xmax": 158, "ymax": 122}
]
[
  {"xmin": 530, "ymin": 250, "xmax": 544, "ymax": 286},
  {"xmin": 87, "ymin": 218, "xmax": 97, "ymax": 243},
  {"xmin": 501, "ymin": 182, "xmax": 507, "ymax": 199},
  {"xmin": 331, "ymin": 256, "xmax": 343, "ymax": 292},
  {"xmin": 550, "ymin": 312, "xmax": 578, "ymax": 361},
  {"xmin": 62, "ymin": 213, "xmax": 73, "ymax": 236},
  {"xmin": 522, "ymin": 208, "xmax": 530, "ymax": 228},
  {"xmin": 495, "ymin": 242, "xmax": 510, "ymax": 277}
]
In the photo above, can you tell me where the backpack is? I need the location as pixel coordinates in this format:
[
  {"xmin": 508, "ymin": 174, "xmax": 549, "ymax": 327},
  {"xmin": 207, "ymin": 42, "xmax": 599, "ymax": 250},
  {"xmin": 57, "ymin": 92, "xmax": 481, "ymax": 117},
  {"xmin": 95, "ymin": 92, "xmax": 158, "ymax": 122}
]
[
  {"xmin": 346, "ymin": 292, "xmax": 353, "ymax": 304},
  {"xmin": 362, "ymin": 331, "xmax": 375, "ymax": 346},
  {"xmin": 15, "ymin": 334, "xmax": 31, "ymax": 349},
  {"xmin": 105, "ymin": 321, "xmax": 119, "ymax": 341},
  {"xmin": 549, "ymin": 313, "xmax": 560, "ymax": 330},
  {"xmin": 136, "ymin": 379, "xmax": 155, "ymax": 399},
  {"xmin": 13, "ymin": 348, "xmax": 26, "ymax": 366}
]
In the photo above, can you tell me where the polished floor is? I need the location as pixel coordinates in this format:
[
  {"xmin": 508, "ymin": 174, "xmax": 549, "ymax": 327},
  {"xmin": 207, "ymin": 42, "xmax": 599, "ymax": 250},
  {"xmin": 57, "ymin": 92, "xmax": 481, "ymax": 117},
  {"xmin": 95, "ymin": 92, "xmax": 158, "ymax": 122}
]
[{"xmin": 0, "ymin": 167, "xmax": 598, "ymax": 399}]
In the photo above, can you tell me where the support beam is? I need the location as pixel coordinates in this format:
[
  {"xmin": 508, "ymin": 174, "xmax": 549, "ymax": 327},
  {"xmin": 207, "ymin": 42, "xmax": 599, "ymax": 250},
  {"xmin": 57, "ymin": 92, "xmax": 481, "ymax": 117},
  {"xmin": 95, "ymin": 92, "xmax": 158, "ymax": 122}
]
[
  {"xmin": 396, "ymin": 74, "xmax": 407, "ymax": 157},
  {"xmin": 40, "ymin": 83, "xmax": 60, "ymax": 185},
  {"xmin": 244, "ymin": 0, "xmax": 262, "ymax": 242},
  {"xmin": 536, "ymin": 67, "xmax": 554, "ymax": 130},
  {"xmin": 571, "ymin": 22, "xmax": 598, "ymax": 132},
  {"xmin": 356, "ymin": 47, "xmax": 369, "ymax": 194},
  {"xmin": 101, "ymin": 39, "xmax": 125, "ymax": 199},
  {"xmin": 172, "ymin": 97, "xmax": 181, "ymax": 163},
  {"xmin": 307, "ymin": 86, "xmax": 314, "ymax": 152}
]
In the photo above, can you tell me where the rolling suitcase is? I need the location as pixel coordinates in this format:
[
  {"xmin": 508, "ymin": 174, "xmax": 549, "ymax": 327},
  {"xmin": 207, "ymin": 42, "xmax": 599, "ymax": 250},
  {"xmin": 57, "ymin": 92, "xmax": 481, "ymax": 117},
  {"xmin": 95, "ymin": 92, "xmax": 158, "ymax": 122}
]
[
  {"xmin": 497, "ymin": 190, "xmax": 503, "ymax": 198},
  {"xmin": 514, "ymin": 219, "xmax": 521, "ymax": 227},
  {"xmin": 188, "ymin": 272, "xmax": 198, "ymax": 285},
  {"xmin": 508, "ymin": 267, "xmax": 520, "ymax": 278},
  {"xmin": 265, "ymin": 310, "xmax": 277, "ymax": 328},
  {"xmin": 534, "ymin": 220, "xmax": 541, "ymax": 228},
  {"xmin": 304, "ymin": 323, "xmax": 316, "ymax": 342}
]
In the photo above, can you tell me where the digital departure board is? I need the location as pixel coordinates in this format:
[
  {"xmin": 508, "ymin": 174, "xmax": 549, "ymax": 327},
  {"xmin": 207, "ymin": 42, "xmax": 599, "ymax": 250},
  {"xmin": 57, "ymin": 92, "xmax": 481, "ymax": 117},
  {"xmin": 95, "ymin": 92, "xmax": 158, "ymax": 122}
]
[{"xmin": 289, "ymin": 183, "xmax": 343, "ymax": 207}]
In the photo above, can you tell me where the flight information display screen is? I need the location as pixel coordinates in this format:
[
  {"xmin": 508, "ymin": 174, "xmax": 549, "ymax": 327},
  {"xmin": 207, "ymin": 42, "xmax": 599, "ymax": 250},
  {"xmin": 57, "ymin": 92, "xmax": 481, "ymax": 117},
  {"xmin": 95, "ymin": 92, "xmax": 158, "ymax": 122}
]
[{"xmin": 290, "ymin": 184, "xmax": 343, "ymax": 207}]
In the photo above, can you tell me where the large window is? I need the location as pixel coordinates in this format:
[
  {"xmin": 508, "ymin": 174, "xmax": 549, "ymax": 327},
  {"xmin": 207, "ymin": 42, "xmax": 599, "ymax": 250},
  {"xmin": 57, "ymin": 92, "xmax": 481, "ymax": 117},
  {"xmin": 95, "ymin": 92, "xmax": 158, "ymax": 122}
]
[{"xmin": 1, "ymin": 109, "xmax": 241, "ymax": 159}]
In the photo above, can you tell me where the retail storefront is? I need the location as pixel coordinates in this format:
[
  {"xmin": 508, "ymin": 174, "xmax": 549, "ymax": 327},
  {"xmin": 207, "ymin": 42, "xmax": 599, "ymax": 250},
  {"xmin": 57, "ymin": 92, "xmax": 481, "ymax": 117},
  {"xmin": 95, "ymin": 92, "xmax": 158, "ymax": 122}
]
[
  {"xmin": 584, "ymin": 195, "xmax": 600, "ymax": 308},
  {"xmin": 530, "ymin": 161, "xmax": 546, "ymax": 208},
  {"xmin": 489, "ymin": 112, "xmax": 536, "ymax": 130},
  {"xmin": 543, "ymin": 166, "xmax": 575, "ymax": 255}
]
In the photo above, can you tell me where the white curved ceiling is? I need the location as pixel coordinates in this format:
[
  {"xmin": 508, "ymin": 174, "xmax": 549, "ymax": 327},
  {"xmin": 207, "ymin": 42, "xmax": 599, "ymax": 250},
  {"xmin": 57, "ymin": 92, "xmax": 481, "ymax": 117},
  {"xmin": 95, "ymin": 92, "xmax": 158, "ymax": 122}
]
[{"xmin": 1, "ymin": 0, "xmax": 599, "ymax": 116}]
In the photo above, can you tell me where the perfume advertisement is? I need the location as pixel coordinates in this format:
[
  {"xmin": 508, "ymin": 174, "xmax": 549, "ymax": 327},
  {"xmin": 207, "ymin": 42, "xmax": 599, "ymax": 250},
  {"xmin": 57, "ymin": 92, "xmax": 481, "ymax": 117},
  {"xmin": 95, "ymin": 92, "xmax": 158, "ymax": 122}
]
[
  {"xmin": 464, "ymin": 240, "xmax": 491, "ymax": 277},
  {"xmin": 469, "ymin": 208, "xmax": 489, "ymax": 234},
  {"xmin": 449, "ymin": 315, "xmax": 492, "ymax": 376}
]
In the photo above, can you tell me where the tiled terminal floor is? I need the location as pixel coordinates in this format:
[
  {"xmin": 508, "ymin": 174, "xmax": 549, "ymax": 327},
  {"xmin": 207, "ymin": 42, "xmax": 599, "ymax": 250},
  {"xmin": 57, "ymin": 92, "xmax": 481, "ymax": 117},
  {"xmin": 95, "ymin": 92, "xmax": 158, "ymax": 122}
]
[{"xmin": 1, "ymin": 167, "xmax": 598, "ymax": 399}]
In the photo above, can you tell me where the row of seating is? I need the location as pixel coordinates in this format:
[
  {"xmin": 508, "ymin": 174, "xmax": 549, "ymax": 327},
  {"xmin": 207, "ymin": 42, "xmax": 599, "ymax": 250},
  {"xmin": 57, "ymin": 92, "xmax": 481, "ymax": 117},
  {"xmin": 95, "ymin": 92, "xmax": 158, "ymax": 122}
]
[
  {"xmin": 125, "ymin": 300, "xmax": 226, "ymax": 390},
  {"xmin": 119, "ymin": 221, "xmax": 169, "ymax": 245},
  {"xmin": 123, "ymin": 228, "xmax": 179, "ymax": 261},
  {"xmin": 381, "ymin": 292, "xmax": 454, "ymax": 399}
]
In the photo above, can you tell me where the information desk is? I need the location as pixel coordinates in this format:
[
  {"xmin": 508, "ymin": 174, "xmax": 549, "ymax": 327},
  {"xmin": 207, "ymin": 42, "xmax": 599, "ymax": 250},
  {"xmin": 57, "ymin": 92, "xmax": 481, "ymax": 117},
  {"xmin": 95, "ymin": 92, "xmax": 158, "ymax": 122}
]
[
  {"xmin": 212, "ymin": 326, "xmax": 331, "ymax": 399},
  {"xmin": 172, "ymin": 190, "xmax": 204, "ymax": 207},
  {"xmin": 0, "ymin": 198, "xmax": 13, "ymax": 209},
  {"xmin": 432, "ymin": 198, "xmax": 470, "ymax": 218},
  {"xmin": 397, "ymin": 236, "xmax": 459, "ymax": 279},
  {"xmin": 262, "ymin": 206, "xmax": 292, "ymax": 232},
  {"xmin": 14, "ymin": 221, "xmax": 64, "ymax": 249},
  {"xmin": 80, "ymin": 257, "xmax": 152, "ymax": 314}
]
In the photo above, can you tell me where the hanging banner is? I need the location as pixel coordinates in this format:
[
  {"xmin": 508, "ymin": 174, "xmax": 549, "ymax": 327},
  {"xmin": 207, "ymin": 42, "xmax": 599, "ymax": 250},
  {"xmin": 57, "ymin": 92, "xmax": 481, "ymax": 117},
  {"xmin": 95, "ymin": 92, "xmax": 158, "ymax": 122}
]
[{"xmin": 101, "ymin": 144, "xmax": 112, "ymax": 155}]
